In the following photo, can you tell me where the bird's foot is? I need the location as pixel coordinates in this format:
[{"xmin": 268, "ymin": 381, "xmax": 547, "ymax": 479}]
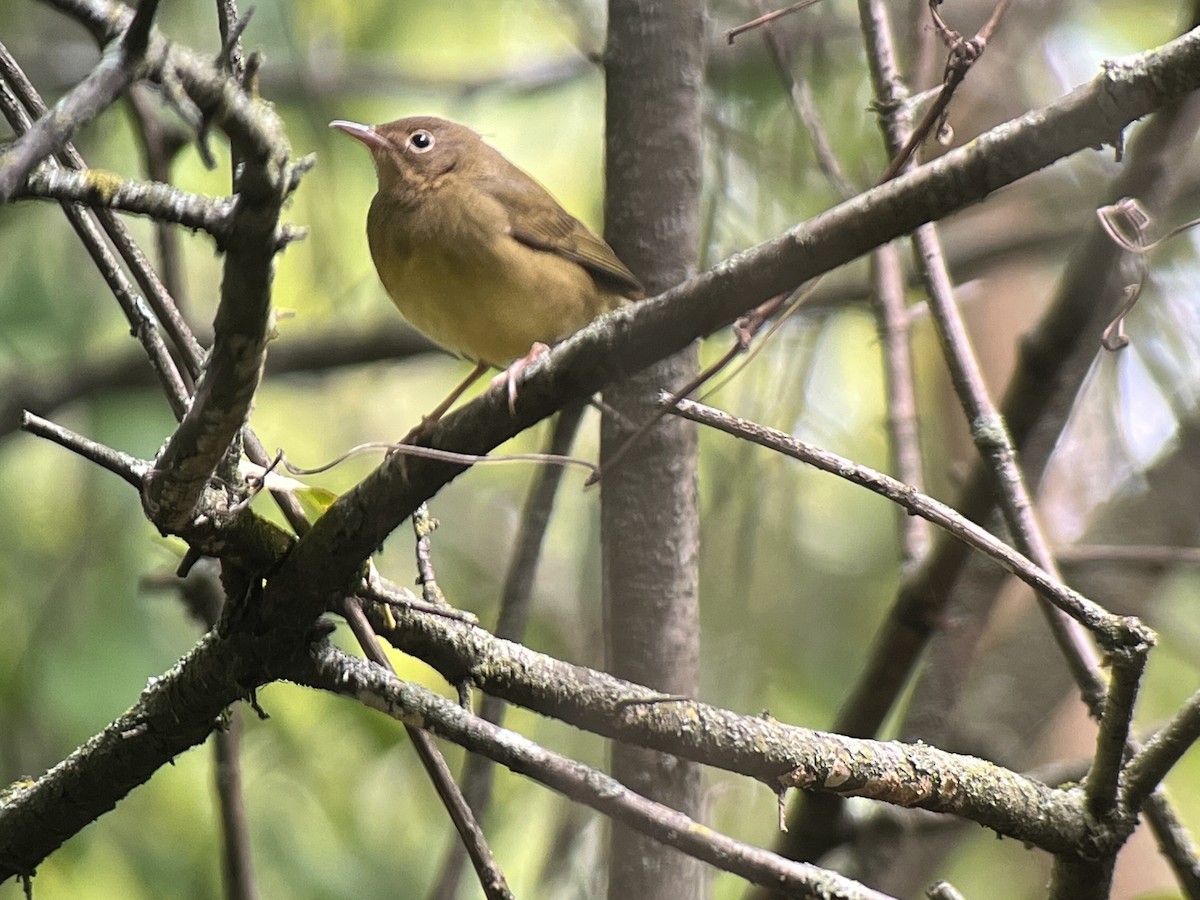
[{"xmin": 490, "ymin": 342, "xmax": 550, "ymax": 413}]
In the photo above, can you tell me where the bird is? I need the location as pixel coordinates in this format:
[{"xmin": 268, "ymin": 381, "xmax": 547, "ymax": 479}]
[{"xmin": 330, "ymin": 115, "xmax": 645, "ymax": 424}]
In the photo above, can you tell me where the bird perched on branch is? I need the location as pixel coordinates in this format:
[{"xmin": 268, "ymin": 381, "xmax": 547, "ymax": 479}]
[{"xmin": 331, "ymin": 115, "xmax": 644, "ymax": 423}]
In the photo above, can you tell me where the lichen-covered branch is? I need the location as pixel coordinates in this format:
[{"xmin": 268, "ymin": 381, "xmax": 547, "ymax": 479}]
[
  {"xmin": 0, "ymin": 0, "xmax": 161, "ymax": 202},
  {"xmin": 0, "ymin": 629, "xmax": 273, "ymax": 882},
  {"xmin": 16, "ymin": 166, "xmax": 237, "ymax": 237},
  {"xmin": 362, "ymin": 602, "xmax": 1092, "ymax": 856},
  {"xmin": 294, "ymin": 643, "xmax": 901, "ymax": 900}
]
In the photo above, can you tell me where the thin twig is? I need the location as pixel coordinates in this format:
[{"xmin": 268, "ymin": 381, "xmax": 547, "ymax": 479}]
[
  {"xmin": 926, "ymin": 881, "xmax": 965, "ymax": 900},
  {"xmin": 125, "ymin": 84, "xmax": 192, "ymax": 309},
  {"xmin": 1084, "ymin": 647, "xmax": 1147, "ymax": 819},
  {"xmin": 870, "ymin": 244, "xmax": 930, "ymax": 564},
  {"xmin": 0, "ymin": 43, "xmax": 205, "ymax": 378},
  {"xmin": 1141, "ymin": 791, "xmax": 1200, "ymax": 899},
  {"xmin": 17, "ymin": 166, "xmax": 237, "ymax": 236},
  {"xmin": 1124, "ymin": 688, "xmax": 1200, "ymax": 811},
  {"xmin": 752, "ymin": 0, "xmax": 928, "ymax": 571},
  {"xmin": 1057, "ymin": 544, "xmax": 1200, "ymax": 568},
  {"xmin": 866, "ymin": 0, "xmax": 1110, "ymax": 715},
  {"xmin": 215, "ymin": 0, "xmax": 249, "ymax": 83},
  {"xmin": 879, "ymin": 0, "xmax": 1012, "ymax": 182},
  {"xmin": 586, "ymin": 288, "xmax": 797, "ymax": 486},
  {"xmin": 164, "ymin": 564, "xmax": 258, "ymax": 900},
  {"xmin": 725, "ymin": 0, "xmax": 825, "ymax": 44},
  {"xmin": 341, "ymin": 600, "xmax": 513, "ymax": 900},
  {"xmin": 213, "ymin": 714, "xmax": 257, "ymax": 900},
  {"xmin": 0, "ymin": 65, "xmax": 191, "ymax": 415},
  {"xmin": 432, "ymin": 404, "xmax": 586, "ymax": 900},
  {"xmin": 752, "ymin": 0, "xmax": 855, "ymax": 199},
  {"xmin": 21, "ymin": 411, "xmax": 147, "ymax": 489},
  {"xmin": 412, "ymin": 504, "xmax": 450, "ymax": 609},
  {"xmin": 667, "ymin": 398, "xmax": 1152, "ymax": 651},
  {"xmin": 913, "ymin": 220, "xmax": 1108, "ymax": 699},
  {"xmin": 281, "ymin": 441, "xmax": 597, "ymax": 479}
]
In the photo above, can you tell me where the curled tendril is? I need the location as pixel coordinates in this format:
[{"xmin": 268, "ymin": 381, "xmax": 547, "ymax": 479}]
[{"xmin": 1095, "ymin": 198, "xmax": 1200, "ymax": 350}]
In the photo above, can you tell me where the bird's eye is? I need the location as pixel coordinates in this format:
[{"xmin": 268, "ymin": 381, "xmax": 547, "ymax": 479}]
[{"xmin": 409, "ymin": 130, "xmax": 435, "ymax": 152}]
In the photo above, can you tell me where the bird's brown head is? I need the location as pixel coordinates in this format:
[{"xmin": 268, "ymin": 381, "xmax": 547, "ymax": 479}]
[{"xmin": 330, "ymin": 115, "xmax": 482, "ymax": 203}]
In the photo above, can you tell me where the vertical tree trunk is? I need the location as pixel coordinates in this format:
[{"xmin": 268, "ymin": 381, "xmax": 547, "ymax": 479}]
[{"xmin": 602, "ymin": 2, "xmax": 705, "ymax": 899}]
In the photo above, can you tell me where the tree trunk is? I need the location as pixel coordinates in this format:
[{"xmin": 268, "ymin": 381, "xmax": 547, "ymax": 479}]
[{"xmin": 602, "ymin": 2, "xmax": 705, "ymax": 899}]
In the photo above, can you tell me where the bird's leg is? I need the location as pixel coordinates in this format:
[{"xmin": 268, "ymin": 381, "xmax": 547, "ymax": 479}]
[
  {"xmin": 489, "ymin": 342, "xmax": 550, "ymax": 413},
  {"xmin": 423, "ymin": 360, "xmax": 490, "ymax": 426},
  {"xmin": 396, "ymin": 360, "xmax": 490, "ymax": 447},
  {"xmin": 398, "ymin": 343, "xmax": 546, "ymax": 450}
]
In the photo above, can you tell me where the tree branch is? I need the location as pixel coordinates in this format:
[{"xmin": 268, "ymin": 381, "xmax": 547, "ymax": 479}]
[
  {"xmin": 293, "ymin": 642, "xmax": 930, "ymax": 900},
  {"xmin": 15, "ymin": 166, "xmax": 237, "ymax": 238},
  {"xmin": 0, "ymin": 0, "xmax": 161, "ymax": 202},
  {"xmin": 256, "ymin": 24, "xmax": 1200, "ymax": 644}
]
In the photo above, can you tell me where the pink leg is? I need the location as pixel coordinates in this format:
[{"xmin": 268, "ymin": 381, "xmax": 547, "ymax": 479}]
[
  {"xmin": 397, "ymin": 361, "xmax": 489, "ymax": 446},
  {"xmin": 489, "ymin": 342, "xmax": 550, "ymax": 413}
]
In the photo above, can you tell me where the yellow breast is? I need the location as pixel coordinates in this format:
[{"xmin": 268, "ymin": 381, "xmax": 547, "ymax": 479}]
[{"xmin": 367, "ymin": 192, "xmax": 624, "ymax": 368}]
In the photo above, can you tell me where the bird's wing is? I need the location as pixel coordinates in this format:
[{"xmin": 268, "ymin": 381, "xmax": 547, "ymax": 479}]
[{"xmin": 484, "ymin": 172, "xmax": 645, "ymax": 299}]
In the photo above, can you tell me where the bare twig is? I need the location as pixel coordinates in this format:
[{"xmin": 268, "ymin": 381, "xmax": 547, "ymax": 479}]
[
  {"xmin": 1084, "ymin": 647, "xmax": 1147, "ymax": 819},
  {"xmin": 752, "ymin": 0, "xmax": 855, "ymax": 198},
  {"xmin": 926, "ymin": 881, "xmax": 965, "ymax": 900},
  {"xmin": 0, "ymin": 43, "xmax": 205, "ymax": 378},
  {"xmin": 1140, "ymin": 792, "xmax": 1200, "ymax": 898},
  {"xmin": 879, "ymin": 0, "xmax": 1012, "ymax": 182},
  {"xmin": 412, "ymin": 504, "xmax": 450, "ymax": 609},
  {"xmin": 752, "ymin": 0, "xmax": 928, "ymax": 569},
  {"xmin": 16, "ymin": 166, "xmax": 237, "ymax": 236},
  {"xmin": 667, "ymin": 398, "xmax": 1151, "ymax": 651},
  {"xmin": 215, "ymin": 0, "xmax": 249, "ymax": 84},
  {"xmin": 1124, "ymin": 689, "xmax": 1200, "ymax": 811},
  {"xmin": 0, "ymin": 63, "xmax": 191, "ymax": 415},
  {"xmin": 125, "ymin": 84, "xmax": 193, "ymax": 308},
  {"xmin": 870, "ymin": 243, "xmax": 930, "ymax": 564},
  {"xmin": 159, "ymin": 564, "xmax": 258, "ymax": 900},
  {"xmin": 340, "ymin": 601, "xmax": 514, "ymax": 900},
  {"xmin": 1058, "ymin": 544, "xmax": 1200, "ymax": 568},
  {"xmin": 585, "ymin": 290, "xmax": 793, "ymax": 485},
  {"xmin": 432, "ymin": 404, "xmax": 586, "ymax": 900},
  {"xmin": 913, "ymin": 217, "xmax": 1107, "ymax": 702},
  {"xmin": 20, "ymin": 411, "xmax": 147, "ymax": 489},
  {"xmin": 725, "ymin": 0, "xmax": 825, "ymax": 44},
  {"xmin": 213, "ymin": 714, "xmax": 257, "ymax": 900}
]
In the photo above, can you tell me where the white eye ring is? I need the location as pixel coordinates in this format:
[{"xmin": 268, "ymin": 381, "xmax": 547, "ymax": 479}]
[{"xmin": 409, "ymin": 130, "xmax": 435, "ymax": 152}]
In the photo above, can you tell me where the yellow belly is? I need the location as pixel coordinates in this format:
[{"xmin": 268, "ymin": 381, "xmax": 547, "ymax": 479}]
[{"xmin": 368, "ymin": 217, "xmax": 622, "ymax": 367}]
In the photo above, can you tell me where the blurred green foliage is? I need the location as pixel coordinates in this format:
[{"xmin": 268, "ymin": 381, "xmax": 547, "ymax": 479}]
[{"xmin": 2, "ymin": 0, "xmax": 1198, "ymax": 898}]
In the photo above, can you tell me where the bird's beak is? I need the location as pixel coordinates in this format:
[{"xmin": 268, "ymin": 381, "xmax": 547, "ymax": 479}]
[{"xmin": 329, "ymin": 119, "xmax": 389, "ymax": 151}]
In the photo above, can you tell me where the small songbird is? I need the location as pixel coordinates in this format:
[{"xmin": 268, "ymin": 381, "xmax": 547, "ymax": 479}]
[{"xmin": 330, "ymin": 115, "xmax": 644, "ymax": 422}]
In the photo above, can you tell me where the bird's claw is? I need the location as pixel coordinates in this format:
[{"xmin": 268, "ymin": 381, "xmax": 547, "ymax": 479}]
[{"xmin": 490, "ymin": 342, "xmax": 550, "ymax": 414}]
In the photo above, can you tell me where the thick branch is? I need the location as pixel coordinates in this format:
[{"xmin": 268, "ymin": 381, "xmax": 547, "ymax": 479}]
[
  {"xmin": 363, "ymin": 604, "xmax": 1091, "ymax": 855},
  {"xmin": 295, "ymin": 644, "xmax": 899, "ymax": 900},
  {"xmin": 0, "ymin": 629, "xmax": 270, "ymax": 881}
]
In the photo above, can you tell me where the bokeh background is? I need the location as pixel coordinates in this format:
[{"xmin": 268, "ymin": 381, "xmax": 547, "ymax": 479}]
[{"xmin": 3, "ymin": 1, "xmax": 1200, "ymax": 897}]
